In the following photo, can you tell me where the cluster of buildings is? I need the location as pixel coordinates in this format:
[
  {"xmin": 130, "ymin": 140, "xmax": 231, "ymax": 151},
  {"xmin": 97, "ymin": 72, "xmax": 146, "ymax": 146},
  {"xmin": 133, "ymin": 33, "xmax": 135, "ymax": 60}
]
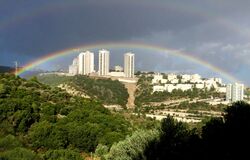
[
  {"xmin": 152, "ymin": 73, "xmax": 245, "ymax": 102},
  {"xmin": 152, "ymin": 73, "xmax": 225, "ymax": 93},
  {"xmin": 69, "ymin": 49, "xmax": 135, "ymax": 78}
]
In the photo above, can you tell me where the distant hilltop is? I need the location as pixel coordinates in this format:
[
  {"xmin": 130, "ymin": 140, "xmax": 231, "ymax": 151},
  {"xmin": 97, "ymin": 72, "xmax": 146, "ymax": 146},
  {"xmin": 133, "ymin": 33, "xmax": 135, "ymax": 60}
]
[{"xmin": 0, "ymin": 66, "xmax": 15, "ymax": 73}]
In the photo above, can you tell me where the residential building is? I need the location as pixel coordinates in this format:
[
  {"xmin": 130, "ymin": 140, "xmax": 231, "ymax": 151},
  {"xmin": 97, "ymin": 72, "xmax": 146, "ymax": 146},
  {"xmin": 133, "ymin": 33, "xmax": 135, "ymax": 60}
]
[
  {"xmin": 153, "ymin": 85, "xmax": 165, "ymax": 92},
  {"xmin": 167, "ymin": 74, "xmax": 177, "ymax": 81},
  {"xmin": 195, "ymin": 83, "xmax": 204, "ymax": 89},
  {"xmin": 226, "ymin": 83, "xmax": 244, "ymax": 102},
  {"xmin": 190, "ymin": 74, "xmax": 202, "ymax": 83},
  {"xmin": 152, "ymin": 73, "xmax": 167, "ymax": 84},
  {"xmin": 204, "ymin": 79, "xmax": 218, "ymax": 90},
  {"xmin": 78, "ymin": 51, "xmax": 94, "ymax": 75},
  {"xmin": 98, "ymin": 49, "xmax": 110, "ymax": 76},
  {"xmin": 69, "ymin": 57, "xmax": 78, "ymax": 75},
  {"xmin": 114, "ymin": 65, "xmax": 123, "ymax": 72},
  {"xmin": 170, "ymin": 79, "xmax": 179, "ymax": 84},
  {"xmin": 124, "ymin": 52, "xmax": 135, "ymax": 78},
  {"xmin": 181, "ymin": 74, "xmax": 191, "ymax": 83}
]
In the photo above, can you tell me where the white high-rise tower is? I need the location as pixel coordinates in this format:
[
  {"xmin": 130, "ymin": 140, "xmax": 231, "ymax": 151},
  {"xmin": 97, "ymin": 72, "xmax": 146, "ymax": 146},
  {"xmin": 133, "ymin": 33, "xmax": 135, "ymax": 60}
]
[
  {"xmin": 124, "ymin": 52, "xmax": 135, "ymax": 78},
  {"xmin": 78, "ymin": 51, "xmax": 94, "ymax": 75},
  {"xmin": 226, "ymin": 83, "xmax": 244, "ymax": 102},
  {"xmin": 69, "ymin": 57, "xmax": 79, "ymax": 75},
  {"xmin": 98, "ymin": 49, "xmax": 110, "ymax": 76}
]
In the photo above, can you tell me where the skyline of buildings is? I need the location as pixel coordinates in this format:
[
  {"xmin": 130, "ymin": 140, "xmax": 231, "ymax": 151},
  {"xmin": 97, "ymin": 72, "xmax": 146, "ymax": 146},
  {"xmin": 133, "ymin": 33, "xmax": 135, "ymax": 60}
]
[
  {"xmin": 69, "ymin": 49, "xmax": 135, "ymax": 78},
  {"xmin": 69, "ymin": 50, "xmax": 246, "ymax": 103}
]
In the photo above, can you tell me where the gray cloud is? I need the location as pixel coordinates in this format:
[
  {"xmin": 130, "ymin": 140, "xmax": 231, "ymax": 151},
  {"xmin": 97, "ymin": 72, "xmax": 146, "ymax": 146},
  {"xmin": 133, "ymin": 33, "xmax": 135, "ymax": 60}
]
[{"xmin": 1, "ymin": 0, "xmax": 250, "ymax": 84}]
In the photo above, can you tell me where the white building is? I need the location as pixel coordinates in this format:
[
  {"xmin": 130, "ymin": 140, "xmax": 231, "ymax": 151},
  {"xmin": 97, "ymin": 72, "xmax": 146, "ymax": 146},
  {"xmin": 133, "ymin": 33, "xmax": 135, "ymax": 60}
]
[
  {"xmin": 226, "ymin": 83, "xmax": 244, "ymax": 102},
  {"xmin": 204, "ymin": 79, "xmax": 218, "ymax": 90},
  {"xmin": 170, "ymin": 79, "xmax": 179, "ymax": 84},
  {"xmin": 163, "ymin": 84, "xmax": 192, "ymax": 93},
  {"xmin": 191, "ymin": 74, "xmax": 201, "ymax": 80},
  {"xmin": 152, "ymin": 73, "xmax": 167, "ymax": 84},
  {"xmin": 98, "ymin": 49, "xmax": 110, "ymax": 76},
  {"xmin": 190, "ymin": 74, "xmax": 202, "ymax": 83},
  {"xmin": 78, "ymin": 51, "xmax": 94, "ymax": 75},
  {"xmin": 226, "ymin": 84, "xmax": 232, "ymax": 101},
  {"xmin": 165, "ymin": 84, "xmax": 176, "ymax": 92},
  {"xmin": 114, "ymin": 65, "xmax": 123, "ymax": 72},
  {"xmin": 124, "ymin": 52, "xmax": 135, "ymax": 78},
  {"xmin": 210, "ymin": 77, "xmax": 222, "ymax": 84},
  {"xmin": 153, "ymin": 85, "xmax": 166, "ymax": 92},
  {"xmin": 69, "ymin": 57, "xmax": 78, "ymax": 75},
  {"xmin": 176, "ymin": 84, "xmax": 193, "ymax": 91},
  {"xmin": 181, "ymin": 74, "xmax": 191, "ymax": 83},
  {"xmin": 167, "ymin": 74, "xmax": 177, "ymax": 81},
  {"xmin": 195, "ymin": 83, "xmax": 204, "ymax": 89}
]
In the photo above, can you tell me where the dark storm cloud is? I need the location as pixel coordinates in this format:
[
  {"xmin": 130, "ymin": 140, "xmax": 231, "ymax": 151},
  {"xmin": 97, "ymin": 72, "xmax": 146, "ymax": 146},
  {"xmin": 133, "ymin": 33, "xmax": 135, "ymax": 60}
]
[
  {"xmin": 1, "ymin": 0, "xmax": 250, "ymax": 84},
  {"xmin": 0, "ymin": 0, "xmax": 205, "ymax": 58}
]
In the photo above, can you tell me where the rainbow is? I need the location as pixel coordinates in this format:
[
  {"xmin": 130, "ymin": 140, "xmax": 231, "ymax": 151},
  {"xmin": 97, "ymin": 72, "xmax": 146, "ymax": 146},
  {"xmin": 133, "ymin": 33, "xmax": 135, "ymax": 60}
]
[{"xmin": 16, "ymin": 42, "xmax": 240, "ymax": 83}]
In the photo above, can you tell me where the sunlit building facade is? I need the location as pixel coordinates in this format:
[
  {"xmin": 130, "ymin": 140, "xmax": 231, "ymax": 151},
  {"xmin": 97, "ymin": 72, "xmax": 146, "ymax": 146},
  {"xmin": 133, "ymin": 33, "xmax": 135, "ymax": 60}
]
[
  {"xmin": 226, "ymin": 83, "xmax": 244, "ymax": 102},
  {"xmin": 78, "ymin": 51, "xmax": 94, "ymax": 75},
  {"xmin": 98, "ymin": 49, "xmax": 110, "ymax": 76},
  {"xmin": 124, "ymin": 52, "xmax": 135, "ymax": 78}
]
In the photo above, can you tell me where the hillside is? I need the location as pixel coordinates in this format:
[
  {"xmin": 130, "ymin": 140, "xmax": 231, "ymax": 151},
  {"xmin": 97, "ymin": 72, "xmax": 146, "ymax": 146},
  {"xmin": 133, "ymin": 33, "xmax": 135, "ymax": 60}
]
[
  {"xmin": 1, "ymin": 73, "xmax": 250, "ymax": 160},
  {"xmin": 135, "ymin": 75, "xmax": 223, "ymax": 105},
  {"xmin": 0, "ymin": 66, "xmax": 14, "ymax": 73},
  {"xmin": 37, "ymin": 74, "xmax": 129, "ymax": 107},
  {"xmin": 0, "ymin": 73, "xmax": 131, "ymax": 159}
]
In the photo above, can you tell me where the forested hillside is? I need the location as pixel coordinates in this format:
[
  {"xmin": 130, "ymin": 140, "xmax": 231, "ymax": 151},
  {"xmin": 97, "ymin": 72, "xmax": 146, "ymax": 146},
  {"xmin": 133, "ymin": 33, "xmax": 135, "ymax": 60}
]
[
  {"xmin": 1, "ymin": 73, "xmax": 250, "ymax": 160},
  {"xmin": 104, "ymin": 102, "xmax": 250, "ymax": 160},
  {"xmin": 0, "ymin": 73, "xmax": 131, "ymax": 159},
  {"xmin": 37, "ymin": 74, "xmax": 129, "ymax": 107}
]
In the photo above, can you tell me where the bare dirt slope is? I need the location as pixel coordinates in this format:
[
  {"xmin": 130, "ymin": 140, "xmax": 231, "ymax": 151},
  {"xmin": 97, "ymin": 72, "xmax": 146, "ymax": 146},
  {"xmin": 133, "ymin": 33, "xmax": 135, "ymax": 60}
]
[{"xmin": 123, "ymin": 82, "xmax": 137, "ymax": 108}]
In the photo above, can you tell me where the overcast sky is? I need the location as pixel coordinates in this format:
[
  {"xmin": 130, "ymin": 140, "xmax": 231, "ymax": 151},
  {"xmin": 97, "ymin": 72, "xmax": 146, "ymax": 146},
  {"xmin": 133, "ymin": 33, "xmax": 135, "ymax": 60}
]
[{"xmin": 1, "ymin": 0, "xmax": 250, "ymax": 85}]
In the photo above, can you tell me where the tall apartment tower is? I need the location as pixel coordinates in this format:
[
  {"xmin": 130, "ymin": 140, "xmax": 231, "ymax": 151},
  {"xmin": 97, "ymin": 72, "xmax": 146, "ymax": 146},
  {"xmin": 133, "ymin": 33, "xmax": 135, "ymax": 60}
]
[
  {"xmin": 98, "ymin": 49, "xmax": 110, "ymax": 76},
  {"xmin": 226, "ymin": 83, "xmax": 244, "ymax": 102},
  {"xmin": 124, "ymin": 52, "xmax": 135, "ymax": 78},
  {"xmin": 226, "ymin": 84, "xmax": 232, "ymax": 101},
  {"xmin": 78, "ymin": 51, "xmax": 94, "ymax": 75},
  {"xmin": 69, "ymin": 57, "xmax": 79, "ymax": 75}
]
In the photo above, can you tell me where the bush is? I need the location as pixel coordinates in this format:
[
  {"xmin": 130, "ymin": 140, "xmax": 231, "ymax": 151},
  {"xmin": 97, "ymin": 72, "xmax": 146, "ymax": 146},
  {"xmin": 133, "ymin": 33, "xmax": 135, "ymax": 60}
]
[
  {"xmin": 0, "ymin": 147, "xmax": 39, "ymax": 160},
  {"xmin": 43, "ymin": 149, "xmax": 83, "ymax": 160}
]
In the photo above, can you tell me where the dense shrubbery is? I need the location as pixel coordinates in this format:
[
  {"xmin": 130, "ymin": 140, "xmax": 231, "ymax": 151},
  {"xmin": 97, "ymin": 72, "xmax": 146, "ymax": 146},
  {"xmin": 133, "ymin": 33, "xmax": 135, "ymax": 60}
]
[
  {"xmin": 103, "ymin": 129, "xmax": 160, "ymax": 160},
  {"xmin": 101, "ymin": 102, "xmax": 250, "ymax": 160},
  {"xmin": 38, "ymin": 74, "xmax": 129, "ymax": 106},
  {"xmin": 1, "ymin": 73, "xmax": 250, "ymax": 160},
  {"xmin": 0, "ymin": 73, "xmax": 131, "ymax": 159},
  {"xmin": 144, "ymin": 101, "xmax": 250, "ymax": 160}
]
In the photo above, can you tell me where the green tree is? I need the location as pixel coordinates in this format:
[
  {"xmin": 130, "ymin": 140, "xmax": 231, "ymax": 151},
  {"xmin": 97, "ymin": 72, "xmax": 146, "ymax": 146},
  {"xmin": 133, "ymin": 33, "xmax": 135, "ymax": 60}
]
[
  {"xmin": 0, "ymin": 134, "xmax": 22, "ymax": 151},
  {"xmin": 0, "ymin": 147, "xmax": 39, "ymax": 160},
  {"xmin": 43, "ymin": 149, "xmax": 83, "ymax": 160}
]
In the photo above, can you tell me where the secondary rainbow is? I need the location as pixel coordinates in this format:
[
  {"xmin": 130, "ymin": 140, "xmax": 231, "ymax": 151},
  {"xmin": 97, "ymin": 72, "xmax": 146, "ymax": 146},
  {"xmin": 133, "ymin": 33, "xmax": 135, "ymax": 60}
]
[{"xmin": 16, "ymin": 42, "xmax": 240, "ymax": 83}]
